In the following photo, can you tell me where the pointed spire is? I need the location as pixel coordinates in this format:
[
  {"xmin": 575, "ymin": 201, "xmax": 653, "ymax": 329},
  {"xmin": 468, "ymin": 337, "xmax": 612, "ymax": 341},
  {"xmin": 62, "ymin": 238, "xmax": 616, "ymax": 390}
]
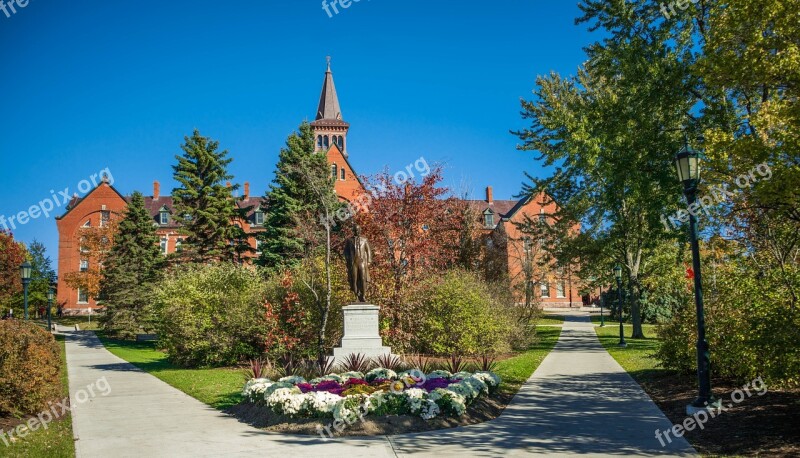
[{"xmin": 316, "ymin": 57, "xmax": 343, "ymax": 121}]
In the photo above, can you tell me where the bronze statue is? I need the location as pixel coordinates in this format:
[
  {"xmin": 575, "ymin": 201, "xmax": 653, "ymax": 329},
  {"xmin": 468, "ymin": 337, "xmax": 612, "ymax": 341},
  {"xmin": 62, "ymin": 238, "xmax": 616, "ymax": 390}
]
[{"xmin": 344, "ymin": 225, "xmax": 372, "ymax": 303}]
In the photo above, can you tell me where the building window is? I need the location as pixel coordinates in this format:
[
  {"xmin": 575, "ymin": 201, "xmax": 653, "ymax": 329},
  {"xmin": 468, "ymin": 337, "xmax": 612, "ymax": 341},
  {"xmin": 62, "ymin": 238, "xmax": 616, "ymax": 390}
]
[
  {"xmin": 541, "ymin": 281, "xmax": 550, "ymax": 298},
  {"xmin": 339, "ymin": 136, "xmax": 345, "ymax": 150},
  {"xmin": 340, "ymin": 167, "xmax": 346, "ymax": 180},
  {"xmin": 557, "ymin": 281, "xmax": 566, "ymax": 298},
  {"xmin": 422, "ymin": 224, "xmax": 430, "ymax": 231},
  {"xmin": 100, "ymin": 210, "xmax": 110, "ymax": 227},
  {"xmin": 82, "ymin": 220, "xmax": 91, "ymax": 227},
  {"xmin": 323, "ymin": 136, "xmax": 329, "ymax": 149},
  {"xmin": 254, "ymin": 209, "xmax": 264, "ymax": 226},
  {"xmin": 160, "ymin": 237, "xmax": 168, "ymax": 254},
  {"xmin": 331, "ymin": 164, "xmax": 338, "ymax": 180},
  {"xmin": 78, "ymin": 289, "xmax": 89, "ymax": 304},
  {"xmin": 160, "ymin": 211, "xmax": 169, "ymax": 225},
  {"xmin": 483, "ymin": 210, "xmax": 495, "ymax": 227},
  {"xmin": 539, "ymin": 213, "xmax": 547, "ymax": 224},
  {"xmin": 317, "ymin": 135, "xmax": 323, "ymax": 150},
  {"xmin": 256, "ymin": 239, "xmax": 263, "ymax": 256},
  {"xmin": 175, "ymin": 238, "xmax": 184, "ymax": 253},
  {"xmin": 80, "ymin": 237, "xmax": 88, "ymax": 253},
  {"xmin": 80, "ymin": 260, "xmax": 89, "ymax": 272}
]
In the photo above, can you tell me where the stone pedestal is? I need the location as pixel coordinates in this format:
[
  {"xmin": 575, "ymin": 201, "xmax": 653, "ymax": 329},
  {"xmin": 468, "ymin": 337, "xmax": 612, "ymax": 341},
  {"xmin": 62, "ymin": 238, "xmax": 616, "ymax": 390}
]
[{"xmin": 331, "ymin": 304, "xmax": 393, "ymax": 366}]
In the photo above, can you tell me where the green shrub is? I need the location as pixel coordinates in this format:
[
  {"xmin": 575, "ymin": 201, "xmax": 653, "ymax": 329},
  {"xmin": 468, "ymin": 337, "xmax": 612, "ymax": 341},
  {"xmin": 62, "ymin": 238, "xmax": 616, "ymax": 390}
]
[
  {"xmin": 416, "ymin": 269, "xmax": 512, "ymax": 355},
  {"xmin": 0, "ymin": 320, "xmax": 61, "ymax": 416},
  {"xmin": 656, "ymin": 259, "xmax": 800, "ymax": 387},
  {"xmin": 153, "ymin": 264, "xmax": 268, "ymax": 367}
]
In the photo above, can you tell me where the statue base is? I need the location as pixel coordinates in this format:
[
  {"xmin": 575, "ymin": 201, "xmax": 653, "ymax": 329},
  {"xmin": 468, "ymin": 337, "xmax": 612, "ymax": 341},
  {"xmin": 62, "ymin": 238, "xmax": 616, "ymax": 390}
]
[{"xmin": 330, "ymin": 304, "xmax": 395, "ymax": 367}]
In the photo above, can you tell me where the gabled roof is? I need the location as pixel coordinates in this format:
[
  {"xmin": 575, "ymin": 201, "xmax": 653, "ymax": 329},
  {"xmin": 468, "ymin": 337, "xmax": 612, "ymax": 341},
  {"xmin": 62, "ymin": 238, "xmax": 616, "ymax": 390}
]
[{"xmin": 55, "ymin": 181, "xmax": 128, "ymax": 220}]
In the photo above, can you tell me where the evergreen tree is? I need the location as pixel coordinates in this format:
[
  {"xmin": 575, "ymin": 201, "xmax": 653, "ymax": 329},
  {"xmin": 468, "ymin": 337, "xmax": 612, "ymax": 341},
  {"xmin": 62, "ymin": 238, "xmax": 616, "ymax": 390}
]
[
  {"xmin": 26, "ymin": 240, "xmax": 56, "ymax": 314},
  {"xmin": 100, "ymin": 192, "xmax": 164, "ymax": 338},
  {"xmin": 258, "ymin": 122, "xmax": 331, "ymax": 270},
  {"xmin": 172, "ymin": 129, "xmax": 249, "ymax": 263}
]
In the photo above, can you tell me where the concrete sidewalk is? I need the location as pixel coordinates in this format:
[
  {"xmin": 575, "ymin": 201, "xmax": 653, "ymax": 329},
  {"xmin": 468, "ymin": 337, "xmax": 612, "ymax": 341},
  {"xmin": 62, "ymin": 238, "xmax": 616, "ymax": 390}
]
[{"xmin": 63, "ymin": 313, "xmax": 695, "ymax": 457}]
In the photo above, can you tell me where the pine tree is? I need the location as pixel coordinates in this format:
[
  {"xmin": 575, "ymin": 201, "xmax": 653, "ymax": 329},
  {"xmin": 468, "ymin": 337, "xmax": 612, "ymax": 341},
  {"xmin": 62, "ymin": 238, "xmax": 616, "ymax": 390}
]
[
  {"xmin": 172, "ymin": 129, "xmax": 249, "ymax": 263},
  {"xmin": 26, "ymin": 240, "xmax": 56, "ymax": 313},
  {"xmin": 258, "ymin": 122, "xmax": 332, "ymax": 270},
  {"xmin": 100, "ymin": 192, "xmax": 164, "ymax": 338}
]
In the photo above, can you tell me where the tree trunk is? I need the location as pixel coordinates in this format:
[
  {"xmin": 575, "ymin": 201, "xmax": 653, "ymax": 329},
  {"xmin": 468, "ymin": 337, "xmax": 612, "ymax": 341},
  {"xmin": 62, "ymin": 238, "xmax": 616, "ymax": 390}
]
[{"xmin": 626, "ymin": 248, "xmax": 645, "ymax": 339}]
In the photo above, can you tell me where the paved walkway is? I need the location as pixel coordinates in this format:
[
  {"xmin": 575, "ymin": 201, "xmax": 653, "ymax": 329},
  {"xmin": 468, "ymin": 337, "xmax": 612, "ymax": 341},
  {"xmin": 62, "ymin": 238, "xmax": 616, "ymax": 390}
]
[{"xmin": 63, "ymin": 313, "xmax": 695, "ymax": 457}]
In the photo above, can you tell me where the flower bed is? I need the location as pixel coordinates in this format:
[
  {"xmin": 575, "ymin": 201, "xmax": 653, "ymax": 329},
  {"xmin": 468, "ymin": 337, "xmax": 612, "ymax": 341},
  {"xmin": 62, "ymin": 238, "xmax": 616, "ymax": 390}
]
[{"xmin": 241, "ymin": 368, "xmax": 501, "ymax": 422}]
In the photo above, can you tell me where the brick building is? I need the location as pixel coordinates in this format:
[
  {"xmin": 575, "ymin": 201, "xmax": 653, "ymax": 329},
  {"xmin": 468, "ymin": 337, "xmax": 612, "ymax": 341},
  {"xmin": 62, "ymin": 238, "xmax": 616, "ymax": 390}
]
[{"xmin": 55, "ymin": 60, "xmax": 580, "ymax": 313}]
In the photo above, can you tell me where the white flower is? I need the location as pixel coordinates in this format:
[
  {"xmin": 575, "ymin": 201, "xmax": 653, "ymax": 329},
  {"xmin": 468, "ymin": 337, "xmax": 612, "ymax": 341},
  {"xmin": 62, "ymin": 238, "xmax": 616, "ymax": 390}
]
[
  {"xmin": 339, "ymin": 371, "xmax": 365, "ymax": 381},
  {"xmin": 473, "ymin": 371, "xmax": 501, "ymax": 389},
  {"xmin": 365, "ymin": 368, "xmax": 398, "ymax": 382},
  {"xmin": 241, "ymin": 378, "xmax": 273, "ymax": 401},
  {"xmin": 420, "ymin": 399, "xmax": 440, "ymax": 420},
  {"xmin": 278, "ymin": 375, "xmax": 306, "ymax": 385},
  {"xmin": 303, "ymin": 391, "xmax": 342, "ymax": 414},
  {"xmin": 404, "ymin": 388, "xmax": 427, "ymax": 399},
  {"xmin": 426, "ymin": 370, "xmax": 452, "ymax": 380}
]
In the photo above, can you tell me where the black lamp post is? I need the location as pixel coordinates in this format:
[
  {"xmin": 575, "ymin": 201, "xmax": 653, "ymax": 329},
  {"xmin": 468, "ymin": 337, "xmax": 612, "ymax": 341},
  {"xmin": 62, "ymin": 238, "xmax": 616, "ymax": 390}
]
[
  {"xmin": 614, "ymin": 265, "xmax": 626, "ymax": 348},
  {"xmin": 47, "ymin": 282, "xmax": 55, "ymax": 332},
  {"xmin": 599, "ymin": 293, "xmax": 605, "ymax": 327},
  {"xmin": 20, "ymin": 261, "xmax": 32, "ymax": 320},
  {"xmin": 674, "ymin": 139, "xmax": 719, "ymax": 414}
]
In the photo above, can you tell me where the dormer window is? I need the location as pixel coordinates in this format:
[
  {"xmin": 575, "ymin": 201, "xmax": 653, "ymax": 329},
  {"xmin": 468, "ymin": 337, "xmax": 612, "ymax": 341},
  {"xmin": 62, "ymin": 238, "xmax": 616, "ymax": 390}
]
[
  {"xmin": 254, "ymin": 207, "xmax": 264, "ymax": 226},
  {"xmin": 483, "ymin": 209, "xmax": 495, "ymax": 227},
  {"xmin": 158, "ymin": 206, "xmax": 170, "ymax": 225}
]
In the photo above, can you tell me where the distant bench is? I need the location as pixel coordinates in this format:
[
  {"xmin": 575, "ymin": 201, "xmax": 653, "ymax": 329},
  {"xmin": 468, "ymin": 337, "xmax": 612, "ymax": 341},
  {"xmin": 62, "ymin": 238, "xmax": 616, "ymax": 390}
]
[{"xmin": 136, "ymin": 334, "xmax": 159, "ymax": 342}]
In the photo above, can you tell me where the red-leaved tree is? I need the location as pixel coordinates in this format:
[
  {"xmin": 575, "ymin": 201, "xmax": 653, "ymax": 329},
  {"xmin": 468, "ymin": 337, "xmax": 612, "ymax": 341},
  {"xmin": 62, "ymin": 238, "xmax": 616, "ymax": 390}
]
[
  {"xmin": 0, "ymin": 230, "xmax": 27, "ymax": 309},
  {"xmin": 353, "ymin": 166, "xmax": 466, "ymax": 351}
]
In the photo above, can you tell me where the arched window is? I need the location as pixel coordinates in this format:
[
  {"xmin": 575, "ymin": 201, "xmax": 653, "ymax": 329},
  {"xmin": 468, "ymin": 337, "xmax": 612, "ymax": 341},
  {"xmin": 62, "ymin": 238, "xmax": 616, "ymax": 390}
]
[
  {"xmin": 340, "ymin": 136, "xmax": 345, "ymax": 150},
  {"xmin": 331, "ymin": 164, "xmax": 337, "ymax": 180},
  {"xmin": 317, "ymin": 135, "xmax": 323, "ymax": 150},
  {"xmin": 323, "ymin": 136, "xmax": 330, "ymax": 149},
  {"xmin": 340, "ymin": 167, "xmax": 345, "ymax": 180}
]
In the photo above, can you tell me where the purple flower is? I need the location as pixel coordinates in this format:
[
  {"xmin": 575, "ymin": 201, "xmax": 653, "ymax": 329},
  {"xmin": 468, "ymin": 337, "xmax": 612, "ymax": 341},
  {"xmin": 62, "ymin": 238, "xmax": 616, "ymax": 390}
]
[
  {"xmin": 422, "ymin": 378, "xmax": 452, "ymax": 392},
  {"xmin": 313, "ymin": 380, "xmax": 342, "ymax": 393},
  {"xmin": 297, "ymin": 382, "xmax": 313, "ymax": 393}
]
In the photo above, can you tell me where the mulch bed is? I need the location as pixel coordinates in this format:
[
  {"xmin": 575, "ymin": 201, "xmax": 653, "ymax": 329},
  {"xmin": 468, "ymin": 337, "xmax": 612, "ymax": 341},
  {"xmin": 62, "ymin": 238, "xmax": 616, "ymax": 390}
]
[
  {"xmin": 639, "ymin": 372, "xmax": 800, "ymax": 457},
  {"xmin": 226, "ymin": 391, "xmax": 513, "ymax": 436}
]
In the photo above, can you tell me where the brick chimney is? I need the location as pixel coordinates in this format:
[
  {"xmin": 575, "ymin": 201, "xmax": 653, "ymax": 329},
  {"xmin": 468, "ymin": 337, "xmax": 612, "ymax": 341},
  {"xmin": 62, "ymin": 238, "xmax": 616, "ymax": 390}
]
[
  {"xmin": 243, "ymin": 182, "xmax": 250, "ymax": 200},
  {"xmin": 486, "ymin": 186, "xmax": 494, "ymax": 204},
  {"xmin": 153, "ymin": 181, "xmax": 160, "ymax": 200}
]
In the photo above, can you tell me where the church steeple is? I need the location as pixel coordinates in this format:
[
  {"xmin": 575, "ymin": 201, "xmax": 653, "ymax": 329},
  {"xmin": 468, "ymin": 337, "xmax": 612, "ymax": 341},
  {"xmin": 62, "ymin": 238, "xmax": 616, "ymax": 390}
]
[{"xmin": 311, "ymin": 57, "xmax": 350, "ymax": 156}]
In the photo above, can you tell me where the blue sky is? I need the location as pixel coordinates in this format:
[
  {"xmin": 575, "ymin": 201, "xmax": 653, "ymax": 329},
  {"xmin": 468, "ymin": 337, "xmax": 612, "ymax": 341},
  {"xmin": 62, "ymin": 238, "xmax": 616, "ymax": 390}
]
[{"xmin": 0, "ymin": 0, "xmax": 597, "ymax": 264}]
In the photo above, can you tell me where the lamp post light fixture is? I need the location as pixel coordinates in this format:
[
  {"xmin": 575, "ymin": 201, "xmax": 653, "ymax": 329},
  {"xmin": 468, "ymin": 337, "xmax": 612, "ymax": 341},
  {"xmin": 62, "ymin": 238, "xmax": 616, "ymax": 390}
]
[
  {"xmin": 20, "ymin": 261, "xmax": 32, "ymax": 320},
  {"xmin": 47, "ymin": 282, "xmax": 56, "ymax": 332},
  {"xmin": 674, "ymin": 138, "xmax": 720, "ymax": 415},
  {"xmin": 613, "ymin": 265, "xmax": 626, "ymax": 348}
]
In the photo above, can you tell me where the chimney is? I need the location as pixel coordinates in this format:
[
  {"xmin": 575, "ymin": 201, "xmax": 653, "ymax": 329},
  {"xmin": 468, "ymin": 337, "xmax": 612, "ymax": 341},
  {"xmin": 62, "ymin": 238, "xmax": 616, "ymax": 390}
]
[
  {"xmin": 244, "ymin": 182, "xmax": 250, "ymax": 200},
  {"xmin": 486, "ymin": 186, "xmax": 494, "ymax": 204},
  {"xmin": 226, "ymin": 181, "xmax": 232, "ymax": 188},
  {"xmin": 153, "ymin": 181, "xmax": 160, "ymax": 200}
]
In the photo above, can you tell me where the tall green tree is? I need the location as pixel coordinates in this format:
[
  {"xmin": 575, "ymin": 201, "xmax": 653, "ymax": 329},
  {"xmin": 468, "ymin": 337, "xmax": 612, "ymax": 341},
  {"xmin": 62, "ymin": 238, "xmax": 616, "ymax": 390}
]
[
  {"xmin": 257, "ymin": 122, "xmax": 331, "ymax": 270},
  {"xmin": 515, "ymin": 0, "xmax": 697, "ymax": 338},
  {"xmin": 172, "ymin": 129, "xmax": 249, "ymax": 263},
  {"xmin": 26, "ymin": 240, "xmax": 56, "ymax": 313},
  {"xmin": 100, "ymin": 192, "xmax": 164, "ymax": 338}
]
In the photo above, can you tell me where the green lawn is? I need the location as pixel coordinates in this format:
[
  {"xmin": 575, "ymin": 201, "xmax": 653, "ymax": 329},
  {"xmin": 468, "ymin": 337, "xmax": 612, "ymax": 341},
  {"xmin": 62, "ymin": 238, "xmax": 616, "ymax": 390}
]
[
  {"xmin": 495, "ymin": 327, "xmax": 561, "ymax": 394},
  {"xmin": 96, "ymin": 335, "xmax": 244, "ymax": 410},
  {"xmin": 594, "ymin": 324, "xmax": 663, "ymax": 385},
  {"xmin": 54, "ymin": 316, "xmax": 100, "ymax": 331},
  {"xmin": 536, "ymin": 315, "xmax": 565, "ymax": 326},
  {"xmin": 5, "ymin": 335, "xmax": 76, "ymax": 458}
]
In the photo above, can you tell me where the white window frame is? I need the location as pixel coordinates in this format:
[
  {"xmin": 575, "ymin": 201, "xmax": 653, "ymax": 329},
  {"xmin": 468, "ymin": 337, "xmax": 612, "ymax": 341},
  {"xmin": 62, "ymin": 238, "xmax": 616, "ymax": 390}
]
[
  {"xmin": 77, "ymin": 288, "xmax": 89, "ymax": 304},
  {"xmin": 557, "ymin": 281, "xmax": 566, "ymax": 298},
  {"xmin": 541, "ymin": 281, "xmax": 550, "ymax": 298},
  {"xmin": 80, "ymin": 259, "xmax": 89, "ymax": 272},
  {"xmin": 160, "ymin": 237, "xmax": 168, "ymax": 255}
]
